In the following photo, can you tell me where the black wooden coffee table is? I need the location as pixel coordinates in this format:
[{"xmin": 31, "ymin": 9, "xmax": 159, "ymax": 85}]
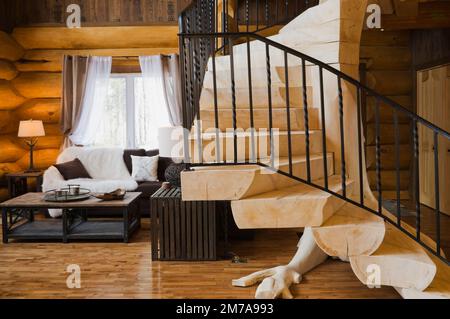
[{"xmin": 1, "ymin": 192, "xmax": 142, "ymax": 243}]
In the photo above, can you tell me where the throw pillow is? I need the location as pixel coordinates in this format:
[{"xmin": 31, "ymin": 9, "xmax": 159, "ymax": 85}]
[
  {"xmin": 131, "ymin": 155, "xmax": 159, "ymax": 182},
  {"xmin": 54, "ymin": 158, "xmax": 92, "ymax": 180},
  {"xmin": 123, "ymin": 149, "xmax": 146, "ymax": 174}
]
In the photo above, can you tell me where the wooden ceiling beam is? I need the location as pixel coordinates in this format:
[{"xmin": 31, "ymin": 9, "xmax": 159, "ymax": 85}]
[
  {"xmin": 393, "ymin": 0, "xmax": 419, "ymax": 17},
  {"xmin": 382, "ymin": 1, "xmax": 450, "ymax": 30}
]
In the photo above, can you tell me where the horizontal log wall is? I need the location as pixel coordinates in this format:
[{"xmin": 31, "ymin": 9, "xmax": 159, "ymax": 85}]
[
  {"xmin": 0, "ymin": 26, "xmax": 179, "ymax": 201},
  {"xmin": 360, "ymin": 30, "xmax": 413, "ymax": 199}
]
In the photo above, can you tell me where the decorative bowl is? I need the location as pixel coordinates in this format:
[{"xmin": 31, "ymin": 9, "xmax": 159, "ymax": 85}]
[{"xmin": 93, "ymin": 189, "xmax": 127, "ymax": 201}]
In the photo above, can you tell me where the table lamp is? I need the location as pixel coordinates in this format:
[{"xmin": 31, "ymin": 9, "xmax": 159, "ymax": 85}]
[{"xmin": 18, "ymin": 120, "xmax": 45, "ymax": 173}]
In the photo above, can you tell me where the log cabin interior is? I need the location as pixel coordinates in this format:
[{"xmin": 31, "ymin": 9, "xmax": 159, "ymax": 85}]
[{"xmin": 0, "ymin": 0, "xmax": 449, "ymax": 300}]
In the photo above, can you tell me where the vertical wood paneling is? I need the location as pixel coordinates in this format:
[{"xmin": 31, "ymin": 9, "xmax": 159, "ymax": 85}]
[{"xmin": 2, "ymin": 0, "xmax": 192, "ymax": 27}]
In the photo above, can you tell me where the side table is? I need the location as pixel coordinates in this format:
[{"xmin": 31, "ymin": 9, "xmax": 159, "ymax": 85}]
[
  {"xmin": 6, "ymin": 171, "xmax": 43, "ymax": 199},
  {"xmin": 151, "ymin": 187, "xmax": 223, "ymax": 261}
]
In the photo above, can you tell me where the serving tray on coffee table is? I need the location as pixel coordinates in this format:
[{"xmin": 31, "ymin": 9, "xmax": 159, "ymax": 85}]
[{"xmin": 44, "ymin": 188, "xmax": 91, "ymax": 202}]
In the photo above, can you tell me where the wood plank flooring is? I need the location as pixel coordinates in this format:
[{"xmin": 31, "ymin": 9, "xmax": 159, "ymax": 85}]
[{"xmin": 0, "ymin": 219, "xmax": 399, "ymax": 299}]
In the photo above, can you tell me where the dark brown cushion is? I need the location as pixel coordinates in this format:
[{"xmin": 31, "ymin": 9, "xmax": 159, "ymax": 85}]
[
  {"xmin": 145, "ymin": 150, "xmax": 174, "ymax": 182},
  {"xmin": 123, "ymin": 149, "xmax": 146, "ymax": 174},
  {"xmin": 54, "ymin": 158, "xmax": 92, "ymax": 180},
  {"xmin": 136, "ymin": 181, "xmax": 162, "ymax": 198}
]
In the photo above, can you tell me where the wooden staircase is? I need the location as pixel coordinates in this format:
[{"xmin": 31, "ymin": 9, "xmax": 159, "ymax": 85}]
[{"xmin": 179, "ymin": 0, "xmax": 449, "ymax": 299}]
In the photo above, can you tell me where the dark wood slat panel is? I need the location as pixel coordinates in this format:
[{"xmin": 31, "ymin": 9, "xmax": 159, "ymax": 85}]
[{"xmin": 2, "ymin": 0, "xmax": 192, "ymax": 28}]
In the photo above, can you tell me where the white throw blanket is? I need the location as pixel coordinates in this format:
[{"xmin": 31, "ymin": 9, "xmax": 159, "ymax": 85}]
[{"xmin": 43, "ymin": 147, "xmax": 139, "ymax": 218}]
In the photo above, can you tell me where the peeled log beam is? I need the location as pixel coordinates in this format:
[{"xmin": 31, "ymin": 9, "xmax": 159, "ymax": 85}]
[
  {"xmin": 13, "ymin": 26, "xmax": 179, "ymax": 50},
  {"xmin": 0, "ymin": 137, "xmax": 27, "ymax": 163},
  {"xmin": 366, "ymin": 144, "xmax": 411, "ymax": 170},
  {"xmin": 360, "ymin": 46, "xmax": 412, "ymax": 70},
  {"xmin": 43, "ymin": 124, "xmax": 63, "ymax": 136},
  {"xmin": 15, "ymin": 99, "xmax": 61, "ymax": 123},
  {"xmin": 0, "ymin": 80, "xmax": 26, "ymax": 109},
  {"xmin": 0, "ymin": 31, "xmax": 25, "ymax": 61},
  {"xmin": 382, "ymin": 1, "xmax": 450, "ymax": 30},
  {"xmin": 361, "ymin": 30, "xmax": 410, "ymax": 47},
  {"xmin": 366, "ymin": 95, "xmax": 412, "ymax": 123},
  {"xmin": 0, "ymin": 111, "xmax": 14, "ymax": 133},
  {"xmin": 0, "ymin": 162, "xmax": 22, "ymax": 179},
  {"xmin": 13, "ymin": 135, "xmax": 63, "ymax": 151},
  {"xmin": 12, "ymin": 72, "xmax": 62, "ymax": 98},
  {"xmin": 368, "ymin": 169, "xmax": 410, "ymax": 191},
  {"xmin": 366, "ymin": 123, "xmax": 410, "ymax": 145},
  {"xmin": 0, "ymin": 59, "xmax": 18, "ymax": 80},
  {"xmin": 16, "ymin": 148, "xmax": 59, "ymax": 170},
  {"xmin": 366, "ymin": 70, "xmax": 413, "ymax": 95},
  {"xmin": 16, "ymin": 48, "xmax": 179, "ymax": 72},
  {"xmin": 0, "ymin": 187, "xmax": 8, "ymax": 202}
]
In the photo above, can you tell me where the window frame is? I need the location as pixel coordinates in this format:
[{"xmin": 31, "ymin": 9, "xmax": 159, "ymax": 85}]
[{"xmin": 109, "ymin": 73, "xmax": 142, "ymax": 148}]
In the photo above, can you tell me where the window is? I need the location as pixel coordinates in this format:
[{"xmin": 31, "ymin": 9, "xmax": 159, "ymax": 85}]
[{"xmin": 93, "ymin": 73, "xmax": 170, "ymax": 149}]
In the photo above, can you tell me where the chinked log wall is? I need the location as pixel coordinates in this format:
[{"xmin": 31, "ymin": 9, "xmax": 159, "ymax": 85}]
[
  {"xmin": 360, "ymin": 30, "xmax": 413, "ymax": 199},
  {"xmin": 0, "ymin": 26, "xmax": 180, "ymax": 201}
]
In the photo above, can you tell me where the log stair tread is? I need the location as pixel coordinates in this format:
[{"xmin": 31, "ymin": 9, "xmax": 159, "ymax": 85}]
[
  {"xmin": 350, "ymin": 223, "xmax": 437, "ymax": 291},
  {"xmin": 231, "ymin": 175, "xmax": 353, "ymax": 229},
  {"xmin": 312, "ymin": 202, "xmax": 386, "ymax": 258}
]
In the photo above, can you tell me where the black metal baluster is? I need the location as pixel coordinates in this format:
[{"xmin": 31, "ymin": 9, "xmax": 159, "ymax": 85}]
[
  {"xmin": 265, "ymin": 0, "xmax": 269, "ymax": 27},
  {"xmin": 302, "ymin": 58, "xmax": 311, "ymax": 183},
  {"xmin": 193, "ymin": 5, "xmax": 203, "ymax": 163},
  {"xmin": 394, "ymin": 108, "xmax": 401, "ymax": 225},
  {"xmin": 285, "ymin": 0, "xmax": 289, "ymax": 20},
  {"xmin": 212, "ymin": 36, "xmax": 221, "ymax": 163},
  {"xmin": 338, "ymin": 76, "xmax": 346, "ymax": 198},
  {"xmin": 433, "ymin": 132, "xmax": 441, "ymax": 256},
  {"xmin": 276, "ymin": 0, "xmax": 279, "ymax": 23},
  {"xmin": 179, "ymin": 16, "xmax": 191, "ymax": 164},
  {"xmin": 413, "ymin": 119, "xmax": 421, "ymax": 240},
  {"xmin": 247, "ymin": 36, "xmax": 256, "ymax": 163},
  {"xmin": 245, "ymin": 0, "xmax": 249, "ymax": 32},
  {"xmin": 229, "ymin": 38, "xmax": 238, "ymax": 164},
  {"xmin": 319, "ymin": 67, "xmax": 328, "ymax": 189},
  {"xmin": 256, "ymin": 0, "xmax": 259, "ymax": 30},
  {"xmin": 375, "ymin": 97, "xmax": 382, "ymax": 215},
  {"xmin": 215, "ymin": 0, "xmax": 219, "ymax": 47},
  {"xmin": 357, "ymin": 87, "xmax": 364, "ymax": 205},
  {"xmin": 284, "ymin": 51, "xmax": 293, "ymax": 175},
  {"xmin": 266, "ymin": 43, "xmax": 274, "ymax": 166},
  {"xmin": 235, "ymin": 0, "xmax": 239, "ymax": 32}
]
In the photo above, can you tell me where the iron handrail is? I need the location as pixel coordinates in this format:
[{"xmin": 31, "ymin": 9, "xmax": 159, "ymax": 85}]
[{"xmin": 180, "ymin": 32, "xmax": 450, "ymax": 138}]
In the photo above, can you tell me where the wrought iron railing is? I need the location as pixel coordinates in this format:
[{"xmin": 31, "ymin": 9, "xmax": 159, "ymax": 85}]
[{"xmin": 178, "ymin": 1, "xmax": 450, "ymax": 265}]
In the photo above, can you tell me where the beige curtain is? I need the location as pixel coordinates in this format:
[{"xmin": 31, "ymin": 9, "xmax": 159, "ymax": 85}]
[{"xmin": 60, "ymin": 55, "xmax": 90, "ymax": 149}]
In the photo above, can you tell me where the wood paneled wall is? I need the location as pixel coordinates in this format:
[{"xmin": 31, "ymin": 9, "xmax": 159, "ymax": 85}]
[
  {"xmin": 412, "ymin": 28, "xmax": 450, "ymax": 69},
  {"xmin": 0, "ymin": 0, "xmax": 192, "ymax": 31},
  {"xmin": 360, "ymin": 30, "xmax": 413, "ymax": 199}
]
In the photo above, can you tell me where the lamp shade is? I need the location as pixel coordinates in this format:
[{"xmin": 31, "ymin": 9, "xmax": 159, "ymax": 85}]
[
  {"xmin": 158, "ymin": 126, "xmax": 184, "ymax": 159},
  {"xmin": 18, "ymin": 120, "xmax": 45, "ymax": 138}
]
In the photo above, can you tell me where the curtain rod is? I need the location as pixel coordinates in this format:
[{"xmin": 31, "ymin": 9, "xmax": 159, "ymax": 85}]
[
  {"xmin": 112, "ymin": 54, "xmax": 173, "ymax": 59},
  {"xmin": 67, "ymin": 54, "xmax": 173, "ymax": 59}
]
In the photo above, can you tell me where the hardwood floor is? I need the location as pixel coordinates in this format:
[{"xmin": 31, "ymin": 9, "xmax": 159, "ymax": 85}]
[{"xmin": 0, "ymin": 219, "xmax": 399, "ymax": 299}]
